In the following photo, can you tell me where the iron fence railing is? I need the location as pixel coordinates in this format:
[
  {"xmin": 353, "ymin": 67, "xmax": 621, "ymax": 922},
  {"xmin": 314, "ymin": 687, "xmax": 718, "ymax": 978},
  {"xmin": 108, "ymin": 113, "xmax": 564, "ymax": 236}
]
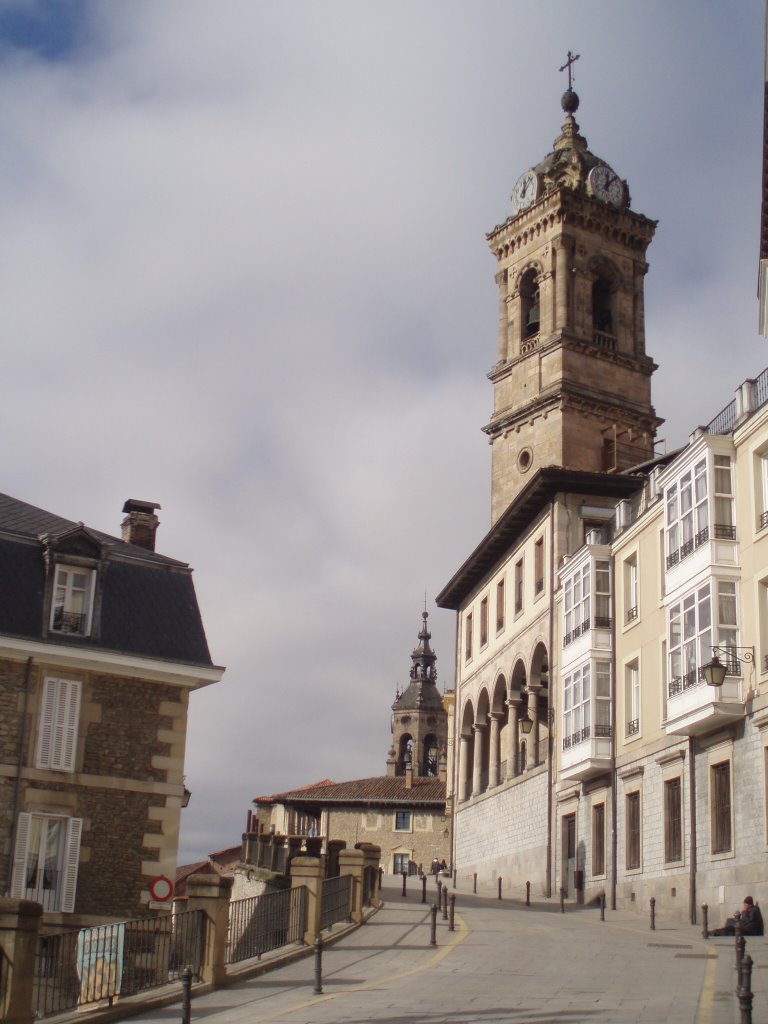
[
  {"xmin": 34, "ymin": 909, "xmax": 204, "ymax": 1018},
  {"xmin": 320, "ymin": 875, "xmax": 352, "ymax": 931},
  {"xmin": 226, "ymin": 887, "xmax": 306, "ymax": 965}
]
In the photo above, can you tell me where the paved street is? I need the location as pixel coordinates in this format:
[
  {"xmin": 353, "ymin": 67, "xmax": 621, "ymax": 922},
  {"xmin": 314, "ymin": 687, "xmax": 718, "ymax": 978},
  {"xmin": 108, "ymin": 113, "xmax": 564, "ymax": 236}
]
[{"xmin": 133, "ymin": 877, "xmax": 766, "ymax": 1024}]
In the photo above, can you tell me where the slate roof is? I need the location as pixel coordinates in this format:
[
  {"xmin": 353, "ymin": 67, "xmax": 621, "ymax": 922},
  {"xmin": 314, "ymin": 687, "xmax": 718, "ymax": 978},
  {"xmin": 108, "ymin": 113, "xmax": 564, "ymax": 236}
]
[
  {"xmin": 263, "ymin": 776, "xmax": 446, "ymax": 808},
  {"xmin": 0, "ymin": 492, "xmax": 213, "ymax": 666}
]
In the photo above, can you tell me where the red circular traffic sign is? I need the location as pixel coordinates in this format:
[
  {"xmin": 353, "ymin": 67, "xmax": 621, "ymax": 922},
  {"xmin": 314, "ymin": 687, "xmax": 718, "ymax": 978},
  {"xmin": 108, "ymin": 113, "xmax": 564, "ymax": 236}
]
[{"xmin": 149, "ymin": 875, "xmax": 173, "ymax": 902}]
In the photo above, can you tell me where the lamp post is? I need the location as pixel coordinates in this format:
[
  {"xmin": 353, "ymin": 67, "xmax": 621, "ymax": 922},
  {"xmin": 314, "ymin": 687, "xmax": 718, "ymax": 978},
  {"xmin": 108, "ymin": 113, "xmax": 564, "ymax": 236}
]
[{"xmin": 702, "ymin": 646, "xmax": 754, "ymax": 688}]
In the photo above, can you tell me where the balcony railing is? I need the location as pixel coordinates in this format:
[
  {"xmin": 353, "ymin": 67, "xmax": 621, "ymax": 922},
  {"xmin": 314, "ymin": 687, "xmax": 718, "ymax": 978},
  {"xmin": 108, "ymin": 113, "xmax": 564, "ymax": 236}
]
[
  {"xmin": 593, "ymin": 330, "xmax": 617, "ymax": 352},
  {"xmin": 666, "ymin": 525, "xmax": 714, "ymax": 571},
  {"xmin": 627, "ymin": 718, "xmax": 639, "ymax": 735},
  {"xmin": 761, "ymin": 510, "xmax": 768, "ymax": 531},
  {"xmin": 714, "ymin": 524, "xmax": 736, "ymax": 539},
  {"xmin": 51, "ymin": 610, "xmax": 87, "ymax": 635},
  {"xmin": 521, "ymin": 334, "xmax": 540, "ymax": 355},
  {"xmin": 625, "ymin": 606, "xmax": 638, "ymax": 624},
  {"xmin": 535, "ymin": 578, "xmax": 544, "ymax": 594},
  {"xmin": 563, "ymin": 617, "xmax": 591, "ymax": 648}
]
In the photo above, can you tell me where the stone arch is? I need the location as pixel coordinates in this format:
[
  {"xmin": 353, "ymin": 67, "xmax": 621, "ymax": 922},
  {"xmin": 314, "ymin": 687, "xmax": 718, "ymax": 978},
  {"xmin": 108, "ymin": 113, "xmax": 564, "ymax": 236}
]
[
  {"xmin": 588, "ymin": 256, "xmax": 622, "ymax": 342},
  {"xmin": 459, "ymin": 699, "xmax": 475, "ymax": 801},
  {"xmin": 490, "ymin": 673, "xmax": 510, "ymax": 787},
  {"xmin": 516, "ymin": 264, "xmax": 542, "ymax": 342},
  {"xmin": 397, "ymin": 733, "xmax": 413, "ymax": 776},
  {"xmin": 422, "ymin": 734, "xmax": 439, "ymax": 777},
  {"xmin": 475, "ymin": 688, "xmax": 491, "ymax": 795}
]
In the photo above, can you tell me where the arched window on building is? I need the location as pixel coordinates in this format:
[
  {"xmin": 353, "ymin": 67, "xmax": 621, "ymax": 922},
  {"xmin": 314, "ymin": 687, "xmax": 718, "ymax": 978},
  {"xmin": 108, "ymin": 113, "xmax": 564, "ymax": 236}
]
[
  {"xmin": 592, "ymin": 268, "xmax": 616, "ymax": 344},
  {"xmin": 520, "ymin": 269, "xmax": 540, "ymax": 340},
  {"xmin": 397, "ymin": 735, "xmax": 413, "ymax": 776},
  {"xmin": 423, "ymin": 735, "xmax": 439, "ymax": 777}
]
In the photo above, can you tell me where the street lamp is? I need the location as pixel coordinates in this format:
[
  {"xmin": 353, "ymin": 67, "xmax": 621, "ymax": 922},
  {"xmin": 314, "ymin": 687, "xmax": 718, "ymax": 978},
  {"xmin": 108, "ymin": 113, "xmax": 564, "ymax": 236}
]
[
  {"xmin": 520, "ymin": 714, "xmax": 533, "ymax": 735},
  {"xmin": 702, "ymin": 646, "xmax": 754, "ymax": 687}
]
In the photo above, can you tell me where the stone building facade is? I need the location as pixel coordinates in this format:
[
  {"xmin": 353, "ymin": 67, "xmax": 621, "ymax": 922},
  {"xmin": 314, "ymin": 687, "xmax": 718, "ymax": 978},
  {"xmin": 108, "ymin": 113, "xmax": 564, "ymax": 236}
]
[
  {"xmin": 439, "ymin": 78, "xmax": 768, "ymax": 920},
  {"xmin": 0, "ymin": 494, "xmax": 222, "ymax": 927}
]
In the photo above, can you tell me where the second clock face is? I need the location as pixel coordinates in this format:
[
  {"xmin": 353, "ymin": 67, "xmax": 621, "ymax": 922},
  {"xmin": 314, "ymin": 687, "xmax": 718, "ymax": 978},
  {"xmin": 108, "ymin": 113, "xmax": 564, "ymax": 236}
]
[
  {"xmin": 511, "ymin": 170, "xmax": 540, "ymax": 214},
  {"xmin": 588, "ymin": 165, "xmax": 626, "ymax": 207}
]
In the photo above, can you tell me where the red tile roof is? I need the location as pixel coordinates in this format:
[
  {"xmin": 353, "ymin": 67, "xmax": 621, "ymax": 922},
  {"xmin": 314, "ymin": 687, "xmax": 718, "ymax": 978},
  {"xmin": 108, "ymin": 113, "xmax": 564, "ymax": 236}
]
[{"xmin": 266, "ymin": 775, "xmax": 446, "ymax": 807}]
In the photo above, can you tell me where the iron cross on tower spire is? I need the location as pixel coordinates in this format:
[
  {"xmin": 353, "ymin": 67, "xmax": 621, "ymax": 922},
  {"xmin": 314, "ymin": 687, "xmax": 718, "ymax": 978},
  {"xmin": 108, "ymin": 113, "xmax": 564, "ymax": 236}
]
[{"xmin": 559, "ymin": 49, "xmax": 580, "ymax": 90}]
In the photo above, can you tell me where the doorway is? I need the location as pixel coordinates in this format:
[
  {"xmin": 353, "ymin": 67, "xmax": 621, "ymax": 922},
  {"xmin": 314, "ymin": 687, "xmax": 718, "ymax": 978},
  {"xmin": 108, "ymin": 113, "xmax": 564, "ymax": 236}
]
[{"xmin": 562, "ymin": 813, "xmax": 576, "ymax": 898}]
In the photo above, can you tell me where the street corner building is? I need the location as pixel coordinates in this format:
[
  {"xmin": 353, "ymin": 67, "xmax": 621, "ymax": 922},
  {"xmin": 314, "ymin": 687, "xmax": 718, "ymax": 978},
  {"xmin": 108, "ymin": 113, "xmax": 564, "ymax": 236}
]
[
  {"xmin": 438, "ymin": 83, "xmax": 768, "ymax": 921},
  {"xmin": 0, "ymin": 495, "xmax": 223, "ymax": 927}
]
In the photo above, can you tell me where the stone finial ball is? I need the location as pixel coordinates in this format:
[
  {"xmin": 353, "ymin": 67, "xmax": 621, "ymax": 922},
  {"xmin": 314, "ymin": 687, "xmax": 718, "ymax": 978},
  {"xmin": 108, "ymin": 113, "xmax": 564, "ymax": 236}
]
[{"xmin": 561, "ymin": 88, "xmax": 580, "ymax": 114}]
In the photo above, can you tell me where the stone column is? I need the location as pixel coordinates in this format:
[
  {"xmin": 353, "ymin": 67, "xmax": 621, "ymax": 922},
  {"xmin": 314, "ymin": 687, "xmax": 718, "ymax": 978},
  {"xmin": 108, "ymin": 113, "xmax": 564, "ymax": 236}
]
[
  {"xmin": 0, "ymin": 898, "xmax": 42, "ymax": 1024},
  {"xmin": 508, "ymin": 288, "xmax": 522, "ymax": 359},
  {"xmin": 555, "ymin": 241, "xmax": 569, "ymax": 332},
  {"xmin": 539, "ymin": 270, "xmax": 554, "ymax": 338},
  {"xmin": 505, "ymin": 699, "xmax": 521, "ymax": 778},
  {"xmin": 488, "ymin": 712, "xmax": 502, "ymax": 788},
  {"xmin": 496, "ymin": 270, "xmax": 508, "ymax": 362},
  {"xmin": 356, "ymin": 843, "xmax": 383, "ymax": 908},
  {"xmin": 290, "ymin": 856, "xmax": 324, "ymax": 945},
  {"xmin": 186, "ymin": 873, "xmax": 234, "ymax": 986},
  {"xmin": 472, "ymin": 723, "xmax": 486, "ymax": 795},
  {"xmin": 458, "ymin": 734, "xmax": 470, "ymax": 801},
  {"xmin": 528, "ymin": 687, "xmax": 540, "ymax": 768},
  {"xmin": 338, "ymin": 848, "xmax": 365, "ymax": 922}
]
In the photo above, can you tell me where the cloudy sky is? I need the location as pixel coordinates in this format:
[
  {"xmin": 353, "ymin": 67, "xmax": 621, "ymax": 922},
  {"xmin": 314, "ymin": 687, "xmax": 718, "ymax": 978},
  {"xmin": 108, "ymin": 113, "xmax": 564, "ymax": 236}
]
[{"xmin": 0, "ymin": 1, "xmax": 764, "ymax": 861}]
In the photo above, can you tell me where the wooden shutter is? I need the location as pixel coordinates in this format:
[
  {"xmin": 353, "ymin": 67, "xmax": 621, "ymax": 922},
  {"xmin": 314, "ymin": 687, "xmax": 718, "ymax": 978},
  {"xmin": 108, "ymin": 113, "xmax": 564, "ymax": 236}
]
[
  {"xmin": 39, "ymin": 678, "xmax": 81, "ymax": 771},
  {"xmin": 60, "ymin": 818, "xmax": 82, "ymax": 914},
  {"xmin": 9, "ymin": 812, "xmax": 31, "ymax": 898}
]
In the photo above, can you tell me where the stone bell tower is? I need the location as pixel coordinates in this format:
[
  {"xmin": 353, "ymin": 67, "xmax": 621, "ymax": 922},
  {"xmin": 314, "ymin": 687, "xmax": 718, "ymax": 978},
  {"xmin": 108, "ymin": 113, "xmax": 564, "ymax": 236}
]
[
  {"xmin": 387, "ymin": 611, "xmax": 448, "ymax": 779},
  {"xmin": 485, "ymin": 86, "xmax": 663, "ymax": 522}
]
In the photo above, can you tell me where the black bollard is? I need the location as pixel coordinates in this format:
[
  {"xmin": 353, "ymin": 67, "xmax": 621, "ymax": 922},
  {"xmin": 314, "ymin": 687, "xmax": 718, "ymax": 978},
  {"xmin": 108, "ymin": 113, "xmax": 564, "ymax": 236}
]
[
  {"xmin": 449, "ymin": 893, "xmax": 456, "ymax": 931},
  {"xmin": 453, "ymin": 867, "xmax": 457, "ymax": 889},
  {"xmin": 421, "ymin": 875, "xmax": 427, "ymax": 904},
  {"xmin": 442, "ymin": 885, "xmax": 448, "ymax": 919},
  {"xmin": 313, "ymin": 936, "xmax": 323, "ymax": 994},
  {"xmin": 437, "ymin": 880, "xmax": 442, "ymax": 909},
  {"xmin": 378, "ymin": 866, "xmax": 383, "ymax": 889},
  {"xmin": 401, "ymin": 871, "xmax": 407, "ymax": 897},
  {"xmin": 498, "ymin": 877, "xmax": 502, "ymax": 900},
  {"xmin": 600, "ymin": 892, "xmax": 605, "ymax": 922},
  {"xmin": 526, "ymin": 880, "xmax": 530, "ymax": 906},
  {"xmin": 430, "ymin": 903, "xmax": 438, "ymax": 946},
  {"xmin": 738, "ymin": 954, "xmax": 754, "ymax": 1024},
  {"xmin": 473, "ymin": 872, "xmax": 477, "ymax": 894},
  {"xmin": 702, "ymin": 903, "xmax": 709, "ymax": 939},
  {"xmin": 736, "ymin": 932, "xmax": 746, "ymax": 983},
  {"xmin": 181, "ymin": 966, "xmax": 192, "ymax": 1024},
  {"xmin": 560, "ymin": 887, "xmax": 565, "ymax": 913},
  {"xmin": 650, "ymin": 897, "xmax": 656, "ymax": 931},
  {"xmin": 735, "ymin": 912, "xmax": 744, "ymax": 973}
]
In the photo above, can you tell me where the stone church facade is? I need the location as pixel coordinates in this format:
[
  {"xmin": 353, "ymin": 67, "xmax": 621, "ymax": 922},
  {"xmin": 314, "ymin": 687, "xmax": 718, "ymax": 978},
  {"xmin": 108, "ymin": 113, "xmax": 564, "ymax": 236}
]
[{"xmin": 439, "ymin": 81, "xmax": 768, "ymax": 920}]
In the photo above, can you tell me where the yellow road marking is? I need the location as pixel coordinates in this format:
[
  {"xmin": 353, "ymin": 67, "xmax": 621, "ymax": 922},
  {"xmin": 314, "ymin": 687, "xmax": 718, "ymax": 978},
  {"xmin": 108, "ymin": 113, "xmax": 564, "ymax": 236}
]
[
  {"xmin": 695, "ymin": 949, "xmax": 718, "ymax": 1024},
  {"xmin": 247, "ymin": 915, "xmax": 469, "ymax": 1023}
]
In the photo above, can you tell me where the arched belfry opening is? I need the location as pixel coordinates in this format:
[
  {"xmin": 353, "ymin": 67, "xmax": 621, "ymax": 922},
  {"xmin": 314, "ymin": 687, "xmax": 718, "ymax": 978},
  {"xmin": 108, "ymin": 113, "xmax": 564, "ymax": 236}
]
[
  {"xmin": 520, "ymin": 268, "xmax": 541, "ymax": 343},
  {"xmin": 592, "ymin": 271, "xmax": 615, "ymax": 341},
  {"xmin": 388, "ymin": 610, "xmax": 448, "ymax": 779}
]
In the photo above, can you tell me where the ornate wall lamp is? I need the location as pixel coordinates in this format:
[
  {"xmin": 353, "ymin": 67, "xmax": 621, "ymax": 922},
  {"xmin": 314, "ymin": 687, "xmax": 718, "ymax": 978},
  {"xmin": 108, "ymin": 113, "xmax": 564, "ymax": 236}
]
[{"xmin": 702, "ymin": 646, "xmax": 755, "ymax": 687}]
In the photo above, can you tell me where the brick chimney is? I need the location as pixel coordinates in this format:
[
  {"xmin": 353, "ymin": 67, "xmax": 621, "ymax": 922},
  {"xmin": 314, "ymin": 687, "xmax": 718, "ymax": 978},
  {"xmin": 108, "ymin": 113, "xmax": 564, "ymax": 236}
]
[{"xmin": 121, "ymin": 499, "xmax": 161, "ymax": 551}]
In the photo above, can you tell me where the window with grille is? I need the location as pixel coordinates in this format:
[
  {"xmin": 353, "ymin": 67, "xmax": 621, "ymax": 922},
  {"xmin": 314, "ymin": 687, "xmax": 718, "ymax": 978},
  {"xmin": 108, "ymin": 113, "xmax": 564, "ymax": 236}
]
[
  {"xmin": 563, "ymin": 663, "xmax": 590, "ymax": 749},
  {"xmin": 465, "ymin": 613, "xmax": 473, "ymax": 662},
  {"xmin": 592, "ymin": 803, "xmax": 605, "ymax": 876},
  {"xmin": 395, "ymin": 811, "xmax": 412, "ymax": 832},
  {"xmin": 624, "ymin": 554, "xmax": 638, "ymax": 623},
  {"xmin": 668, "ymin": 580, "xmax": 741, "ymax": 695},
  {"xmin": 711, "ymin": 762, "xmax": 732, "ymax": 854},
  {"xmin": 534, "ymin": 538, "xmax": 544, "ymax": 594},
  {"xmin": 713, "ymin": 455, "xmax": 735, "ymax": 537},
  {"xmin": 665, "ymin": 458, "xmax": 708, "ymax": 568},
  {"xmin": 664, "ymin": 778, "xmax": 682, "ymax": 862},
  {"xmin": 514, "ymin": 559, "xmax": 524, "ymax": 615},
  {"xmin": 625, "ymin": 661, "xmax": 640, "ymax": 736},
  {"xmin": 50, "ymin": 566, "xmax": 95, "ymax": 636},
  {"xmin": 10, "ymin": 813, "xmax": 82, "ymax": 913},
  {"xmin": 626, "ymin": 791, "xmax": 641, "ymax": 870},
  {"xmin": 563, "ymin": 563, "xmax": 590, "ymax": 646}
]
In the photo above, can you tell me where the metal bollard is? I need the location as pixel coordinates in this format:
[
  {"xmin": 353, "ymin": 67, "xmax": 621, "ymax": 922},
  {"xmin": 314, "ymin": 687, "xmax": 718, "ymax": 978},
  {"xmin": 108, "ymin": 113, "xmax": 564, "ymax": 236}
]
[
  {"xmin": 560, "ymin": 887, "xmax": 565, "ymax": 913},
  {"xmin": 498, "ymin": 877, "xmax": 502, "ymax": 900},
  {"xmin": 437, "ymin": 879, "xmax": 442, "ymax": 908},
  {"xmin": 449, "ymin": 894, "xmax": 456, "ymax": 931},
  {"xmin": 473, "ymin": 872, "xmax": 477, "ymax": 894},
  {"xmin": 181, "ymin": 966, "xmax": 192, "ymax": 1024},
  {"xmin": 378, "ymin": 866, "xmax": 383, "ymax": 889},
  {"xmin": 702, "ymin": 903, "xmax": 709, "ymax": 939},
  {"xmin": 453, "ymin": 868, "xmax": 457, "ymax": 889},
  {"xmin": 442, "ymin": 885, "xmax": 448, "ymax": 919},
  {"xmin": 526, "ymin": 880, "xmax": 530, "ymax": 906},
  {"xmin": 430, "ymin": 903, "xmax": 438, "ymax": 946},
  {"xmin": 401, "ymin": 871, "xmax": 407, "ymax": 897},
  {"xmin": 421, "ymin": 875, "xmax": 427, "ymax": 904},
  {"xmin": 600, "ymin": 892, "xmax": 605, "ymax": 922},
  {"xmin": 650, "ymin": 897, "xmax": 656, "ymax": 931},
  {"xmin": 736, "ymin": 932, "xmax": 746, "ymax": 983},
  {"xmin": 313, "ymin": 937, "xmax": 323, "ymax": 994},
  {"xmin": 738, "ymin": 954, "xmax": 754, "ymax": 1024}
]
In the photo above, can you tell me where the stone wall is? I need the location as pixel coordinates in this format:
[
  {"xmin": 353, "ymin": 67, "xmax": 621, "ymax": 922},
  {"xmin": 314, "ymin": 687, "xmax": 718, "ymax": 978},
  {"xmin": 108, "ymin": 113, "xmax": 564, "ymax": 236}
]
[
  {"xmin": 455, "ymin": 767, "xmax": 548, "ymax": 892},
  {"xmin": 323, "ymin": 806, "xmax": 449, "ymax": 875}
]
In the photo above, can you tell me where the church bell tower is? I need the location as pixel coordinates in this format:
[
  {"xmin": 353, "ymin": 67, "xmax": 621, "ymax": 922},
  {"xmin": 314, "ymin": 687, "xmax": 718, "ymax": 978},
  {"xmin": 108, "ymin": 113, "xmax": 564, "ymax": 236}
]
[
  {"xmin": 485, "ymin": 82, "xmax": 663, "ymax": 522},
  {"xmin": 387, "ymin": 611, "xmax": 447, "ymax": 779}
]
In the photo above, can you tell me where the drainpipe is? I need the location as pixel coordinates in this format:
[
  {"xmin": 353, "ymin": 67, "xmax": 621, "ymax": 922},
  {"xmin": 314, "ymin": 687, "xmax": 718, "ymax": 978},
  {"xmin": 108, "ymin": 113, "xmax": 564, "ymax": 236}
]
[
  {"xmin": 610, "ymin": 561, "xmax": 618, "ymax": 912},
  {"xmin": 688, "ymin": 735, "xmax": 697, "ymax": 926},
  {"xmin": 450, "ymin": 610, "xmax": 459, "ymax": 875},
  {"xmin": 546, "ymin": 500, "xmax": 555, "ymax": 898},
  {"xmin": 7, "ymin": 657, "xmax": 34, "ymax": 889}
]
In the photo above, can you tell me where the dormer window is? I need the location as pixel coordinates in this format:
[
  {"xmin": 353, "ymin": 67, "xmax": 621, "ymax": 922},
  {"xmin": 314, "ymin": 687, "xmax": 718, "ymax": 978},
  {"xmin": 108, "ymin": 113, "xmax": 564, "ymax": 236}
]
[{"xmin": 50, "ymin": 566, "xmax": 95, "ymax": 636}]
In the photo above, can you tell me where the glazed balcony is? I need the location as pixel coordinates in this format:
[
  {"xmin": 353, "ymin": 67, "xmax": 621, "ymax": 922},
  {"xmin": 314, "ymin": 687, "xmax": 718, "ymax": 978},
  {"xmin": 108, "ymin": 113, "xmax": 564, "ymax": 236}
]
[
  {"xmin": 665, "ymin": 668, "xmax": 745, "ymax": 736},
  {"xmin": 560, "ymin": 722, "xmax": 612, "ymax": 781}
]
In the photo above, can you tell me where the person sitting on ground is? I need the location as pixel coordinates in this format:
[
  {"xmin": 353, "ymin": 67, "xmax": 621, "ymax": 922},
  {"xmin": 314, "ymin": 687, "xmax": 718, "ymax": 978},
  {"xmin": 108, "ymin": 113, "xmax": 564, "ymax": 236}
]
[{"xmin": 712, "ymin": 896, "xmax": 764, "ymax": 936}]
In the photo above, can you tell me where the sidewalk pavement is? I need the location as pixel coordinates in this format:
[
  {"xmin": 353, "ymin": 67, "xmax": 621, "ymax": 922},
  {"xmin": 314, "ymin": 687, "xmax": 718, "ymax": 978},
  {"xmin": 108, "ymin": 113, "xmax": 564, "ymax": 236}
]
[{"xmin": 128, "ymin": 876, "xmax": 765, "ymax": 1024}]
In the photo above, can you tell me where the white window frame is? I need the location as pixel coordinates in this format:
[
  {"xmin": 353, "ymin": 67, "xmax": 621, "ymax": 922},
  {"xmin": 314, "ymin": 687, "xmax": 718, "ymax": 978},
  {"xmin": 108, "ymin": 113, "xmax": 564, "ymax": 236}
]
[
  {"xmin": 665, "ymin": 457, "xmax": 708, "ymax": 568},
  {"xmin": 563, "ymin": 663, "xmax": 590, "ymax": 749},
  {"xmin": 394, "ymin": 810, "xmax": 413, "ymax": 832},
  {"xmin": 50, "ymin": 565, "xmax": 95, "ymax": 637},
  {"xmin": 37, "ymin": 677, "xmax": 81, "ymax": 772},
  {"xmin": 759, "ymin": 452, "xmax": 768, "ymax": 530},
  {"xmin": 625, "ymin": 660, "xmax": 640, "ymax": 736},
  {"xmin": 10, "ymin": 812, "xmax": 82, "ymax": 913},
  {"xmin": 624, "ymin": 554, "xmax": 638, "ymax": 624},
  {"xmin": 713, "ymin": 454, "xmax": 735, "ymax": 537},
  {"xmin": 668, "ymin": 579, "xmax": 740, "ymax": 697},
  {"xmin": 563, "ymin": 563, "xmax": 590, "ymax": 646}
]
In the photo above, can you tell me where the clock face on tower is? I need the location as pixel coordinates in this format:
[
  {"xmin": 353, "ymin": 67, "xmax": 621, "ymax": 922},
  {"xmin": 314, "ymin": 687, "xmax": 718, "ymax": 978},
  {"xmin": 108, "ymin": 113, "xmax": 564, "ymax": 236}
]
[
  {"xmin": 511, "ymin": 169, "xmax": 540, "ymax": 214},
  {"xmin": 587, "ymin": 165, "xmax": 626, "ymax": 207}
]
